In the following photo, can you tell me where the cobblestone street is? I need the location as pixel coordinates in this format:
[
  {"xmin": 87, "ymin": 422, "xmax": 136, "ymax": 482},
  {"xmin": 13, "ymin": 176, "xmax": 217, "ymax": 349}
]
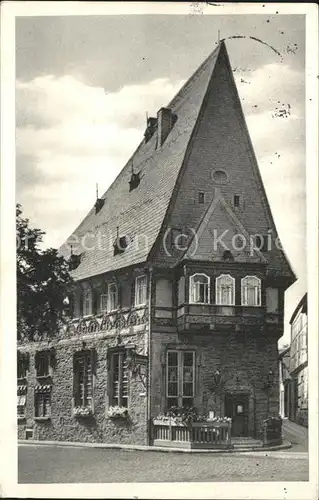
[{"xmin": 18, "ymin": 444, "xmax": 308, "ymax": 483}]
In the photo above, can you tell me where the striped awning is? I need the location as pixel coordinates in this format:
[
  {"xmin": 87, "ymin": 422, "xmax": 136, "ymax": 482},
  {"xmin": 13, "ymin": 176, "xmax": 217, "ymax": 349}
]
[
  {"xmin": 17, "ymin": 385, "xmax": 27, "ymax": 393},
  {"xmin": 35, "ymin": 384, "xmax": 52, "ymax": 393}
]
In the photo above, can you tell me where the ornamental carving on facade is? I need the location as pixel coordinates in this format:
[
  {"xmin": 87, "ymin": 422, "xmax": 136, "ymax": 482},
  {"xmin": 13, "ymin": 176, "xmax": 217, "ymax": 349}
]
[
  {"xmin": 100, "ymin": 315, "xmax": 113, "ymax": 331},
  {"xmin": 127, "ymin": 311, "xmax": 139, "ymax": 326},
  {"xmin": 76, "ymin": 320, "xmax": 88, "ymax": 335},
  {"xmin": 88, "ymin": 318, "xmax": 99, "ymax": 333},
  {"xmin": 114, "ymin": 313, "xmax": 127, "ymax": 330}
]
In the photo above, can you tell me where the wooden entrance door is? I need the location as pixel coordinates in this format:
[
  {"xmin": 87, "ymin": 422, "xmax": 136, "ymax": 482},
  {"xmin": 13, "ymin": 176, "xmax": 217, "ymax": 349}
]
[{"xmin": 225, "ymin": 394, "xmax": 249, "ymax": 437}]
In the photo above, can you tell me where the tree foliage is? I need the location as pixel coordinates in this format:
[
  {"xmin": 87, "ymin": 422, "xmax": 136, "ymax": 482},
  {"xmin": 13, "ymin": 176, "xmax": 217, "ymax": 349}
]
[{"xmin": 17, "ymin": 204, "xmax": 73, "ymax": 340}]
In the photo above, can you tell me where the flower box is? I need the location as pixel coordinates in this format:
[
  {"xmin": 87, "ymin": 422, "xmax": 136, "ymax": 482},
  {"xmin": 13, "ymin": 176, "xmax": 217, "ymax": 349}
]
[
  {"xmin": 73, "ymin": 406, "xmax": 93, "ymax": 418},
  {"xmin": 107, "ymin": 406, "xmax": 129, "ymax": 420}
]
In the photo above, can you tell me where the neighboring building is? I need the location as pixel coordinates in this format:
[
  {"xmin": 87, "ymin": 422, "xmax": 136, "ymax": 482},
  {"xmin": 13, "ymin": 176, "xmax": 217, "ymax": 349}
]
[
  {"xmin": 278, "ymin": 345, "xmax": 291, "ymax": 419},
  {"xmin": 288, "ymin": 293, "xmax": 308, "ymax": 427},
  {"xmin": 17, "ymin": 41, "xmax": 296, "ymax": 445}
]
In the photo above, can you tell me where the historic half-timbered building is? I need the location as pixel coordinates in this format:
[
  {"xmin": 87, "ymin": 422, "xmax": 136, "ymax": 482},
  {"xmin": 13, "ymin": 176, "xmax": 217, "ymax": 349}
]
[{"xmin": 17, "ymin": 41, "xmax": 296, "ymax": 445}]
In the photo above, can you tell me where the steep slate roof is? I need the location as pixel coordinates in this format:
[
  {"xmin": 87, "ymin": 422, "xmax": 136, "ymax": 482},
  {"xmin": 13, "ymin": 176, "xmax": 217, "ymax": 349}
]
[
  {"xmin": 59, "ymin": 43, "xmax": 223, "ymax": 280},
  {"xmin": 60, "ymin": 40, "xmax": 296, "ymax": 285}
]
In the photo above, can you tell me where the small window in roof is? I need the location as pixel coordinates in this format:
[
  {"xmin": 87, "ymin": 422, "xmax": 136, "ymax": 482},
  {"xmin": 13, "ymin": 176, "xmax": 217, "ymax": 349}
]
[
  {"xmin": 69, "ymin": 253, "xmax": 82, "ymax": 271},
  {"xmin": 212, "ymin": 170, "xmax": 228, "ymax": 184},
  {"xmin": 95, "ymin": 198, "xmax": 105, "ymax": 214},
  {"xmin": 113, "ymin": 236, "xmax": 129, "ymax": 256},
  {"xmin": 198, "ymin": 192, "xmax": 205, "ymax": 204},
  {"xmin": 223, "ymin": 250, "xmax": 234, "ymax": 261},
  {"xmin": 129, "ymin": 172, "xmax": 141, "ymax": 192}
]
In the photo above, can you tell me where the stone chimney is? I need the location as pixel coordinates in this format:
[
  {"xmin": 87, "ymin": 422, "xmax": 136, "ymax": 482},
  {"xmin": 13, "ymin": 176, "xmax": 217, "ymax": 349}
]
[{"xmin": 157, "ymin": 107, "xmax": 173, "ymax": 147}]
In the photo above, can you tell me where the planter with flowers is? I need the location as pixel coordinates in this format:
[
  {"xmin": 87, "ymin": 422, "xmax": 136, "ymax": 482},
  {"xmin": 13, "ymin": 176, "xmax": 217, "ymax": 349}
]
[
  {"xmin": 73, "ymin": 406, "xmax": 93, "ymax": 419},
  {"xmin": 263, "ymin": 415, "xmax": 282, "ymax": 446},
  {"xmin": 107, "ymin": 406, "xmax": 129, "ymax": 420},
  {"xmin": 152, "ymin": 406, "xmax": 232, "ymax": 449}
]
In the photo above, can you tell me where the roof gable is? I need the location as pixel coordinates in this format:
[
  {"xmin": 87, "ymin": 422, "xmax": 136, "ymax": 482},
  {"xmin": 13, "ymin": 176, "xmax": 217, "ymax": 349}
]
[
  {"xmin": 151, "ymin": 42, "xmax": 296, "ymax": 284},
  {"xmin": 184, "ymin": 189, "xmax": 267, "ymax": 263}
]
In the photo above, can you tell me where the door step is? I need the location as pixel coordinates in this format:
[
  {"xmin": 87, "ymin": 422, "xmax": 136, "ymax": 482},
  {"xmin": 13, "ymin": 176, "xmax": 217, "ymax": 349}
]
[{"xmin": 232, "ymin": 438, "xmax": 263, "ymax": 449}]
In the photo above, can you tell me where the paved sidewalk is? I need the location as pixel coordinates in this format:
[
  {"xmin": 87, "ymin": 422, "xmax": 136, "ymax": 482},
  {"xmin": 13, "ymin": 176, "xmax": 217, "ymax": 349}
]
[
  {"xmin": 18, "ymin": 438, "xmax": 292, "ymax": 454},
  {"xmin": 282, "ymin": 419, "xmax": 308, "ymax": 452}
]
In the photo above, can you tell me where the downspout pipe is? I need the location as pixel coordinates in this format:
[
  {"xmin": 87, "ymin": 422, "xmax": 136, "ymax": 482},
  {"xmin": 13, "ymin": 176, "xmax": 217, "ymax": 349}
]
[{"xmin": 147, "ymin": 266, "xmax": 153, "ymax": 445}]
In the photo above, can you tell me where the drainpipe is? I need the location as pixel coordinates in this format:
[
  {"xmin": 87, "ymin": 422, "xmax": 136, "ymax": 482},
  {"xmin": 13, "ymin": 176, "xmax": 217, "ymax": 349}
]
[{"xmin": 147, "ymin": 266, "xmax": 153, "ymax": 445}]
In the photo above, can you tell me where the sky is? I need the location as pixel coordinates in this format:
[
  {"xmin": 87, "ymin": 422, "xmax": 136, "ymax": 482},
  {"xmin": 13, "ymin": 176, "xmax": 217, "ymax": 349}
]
[{"xmin": 15, "ymin": 12, "xmax": 306, "ymax": 346}]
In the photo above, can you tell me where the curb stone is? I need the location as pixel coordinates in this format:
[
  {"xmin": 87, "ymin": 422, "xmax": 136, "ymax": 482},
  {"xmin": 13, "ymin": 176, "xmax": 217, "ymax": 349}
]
[{"xmin": 18, "ymin": 439, "xmax": 293, "ymax": 454}]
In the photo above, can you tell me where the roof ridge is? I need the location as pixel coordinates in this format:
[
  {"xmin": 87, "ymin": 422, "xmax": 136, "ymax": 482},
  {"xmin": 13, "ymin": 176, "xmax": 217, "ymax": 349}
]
[{"xmin": 168, "ymin": 43, "xmax": 222, "ymax": 110}]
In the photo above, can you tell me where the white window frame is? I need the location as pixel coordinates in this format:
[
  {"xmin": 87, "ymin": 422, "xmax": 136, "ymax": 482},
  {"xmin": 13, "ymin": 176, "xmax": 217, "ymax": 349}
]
[
  {"xmin": 135, "ymin": 275, "xmax": 147, "ymax": 306},
  {"xmin": 100, "ymin": 294, "xmax": 108, "ymax": 313},
  {"xmin": 107, "ymin": 283, "xmax": 118, "ymax": 312},
  {"xmin": 241, "ymin": 275, "xmax": 261, "ymax": 307},
  {"xmin": 216, "ymin": 274, "xmax": 235, "ymax": 305},
  {"xmin": 83, "ymin": 289, "xmax": 92, "ymax": 316},
  {"xmin": 110, "ymin": 350, "xmax": 129, "ymax": 407},
  {"xmin": 189, "ymin": 273, "xmax": 210, "ymax": 304},
  {"xmin": 166, "ymin": 350, "xmax": 195, "ymax": 408}
]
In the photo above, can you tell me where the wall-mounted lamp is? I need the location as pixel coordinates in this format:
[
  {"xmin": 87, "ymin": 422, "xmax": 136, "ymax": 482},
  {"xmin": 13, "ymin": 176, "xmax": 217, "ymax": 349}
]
[
  {"xmin": 264, "ymin": 368, "xmax": 274, "ymax": 390},
  {"xmin": 211, "ymin": 368, "xmax": 222, "ymax": 391}
]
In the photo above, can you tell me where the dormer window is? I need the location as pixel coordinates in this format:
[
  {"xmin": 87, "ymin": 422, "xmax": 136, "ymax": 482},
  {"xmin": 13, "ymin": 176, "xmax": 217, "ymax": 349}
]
[
  {"xmin": 223, "ymin": 250, "xmax": 234, "ymax": 261},
  {"xmin": 129, "ymin": 171, "xmax": 141, "ymax": 192},
  {"xmin": 144, "ymin": 117, "xmax": 157, "ymax": 143},
  {"xmin": 113, "ymin": 235, "xmax": 129, "ymax": 256},
  {"xmin": 69, "ymin": 253, "xmax": 82, "ymax": 271},
  {"xmin": 95, "ymin": 198, "xmax": 105, "ymax": 214}
]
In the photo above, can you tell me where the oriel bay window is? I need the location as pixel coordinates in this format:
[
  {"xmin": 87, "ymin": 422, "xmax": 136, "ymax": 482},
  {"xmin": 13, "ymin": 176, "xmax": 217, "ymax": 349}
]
[
  {"xmin": 166, "ymin": 350, "xmax": 195, "ymax": 408},
  {"xmin": 109, "ymin": 350, "xmax": 129, "ymax": 407},
  {"xmin": 73, "ymin": 351, "xmax": 93, "ymax": 409},
  {"xmin": 241, "ymin": 276, "xmax": 261, "ymax": 306},
  {"xmin": 189, "ymin": 273, "xmax": 210, "ymax": 304},
  {"xmin": 216, "ymin": 274, "xmax": 235, "ymax": 305}
]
